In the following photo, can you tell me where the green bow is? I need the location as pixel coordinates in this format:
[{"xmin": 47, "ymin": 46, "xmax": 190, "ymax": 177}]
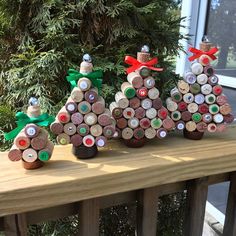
[
  {"xmin": 66, "ymin": 69, "xmax": 103, "ymax": 93},
  {"xmin": 4, "ymin": 112, "xmax": 55, "ymax": 141}
]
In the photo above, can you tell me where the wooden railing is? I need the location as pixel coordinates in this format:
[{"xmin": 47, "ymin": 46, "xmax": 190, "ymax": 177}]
[{"xmin": 0, "ymin": 126, "xmax": 236, "ymax": 236}]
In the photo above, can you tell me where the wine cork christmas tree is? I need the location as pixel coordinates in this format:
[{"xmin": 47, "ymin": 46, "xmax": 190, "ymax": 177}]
[
  {"xmin": 166, "ymin": 37, "xmax": 234, "ymax": 140},
  {"xmin": 110, "ymin": 46, "xmax": 174, "ymax": 147},
  {"xmin": 51, "ymin": 54, "xmax": 115, "ymax": 158},
  {"xmin": 5, "ymin": 98, "xmax": 55, "ymax": 170}
]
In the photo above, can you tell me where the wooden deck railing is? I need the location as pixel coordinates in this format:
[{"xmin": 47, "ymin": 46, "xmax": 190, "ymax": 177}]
[{"xmin": 0, "ymin": 126, "xmax": 236, "ymax": 236}]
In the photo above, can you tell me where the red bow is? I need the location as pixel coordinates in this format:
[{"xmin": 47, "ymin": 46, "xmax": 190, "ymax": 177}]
[
  {"xmin": 188, "ymin": 47, "xmax": 218, "ymax": 61},
  {"xmin": 125, "ymin": 56, "xmax": 163, "ymax": 74}
]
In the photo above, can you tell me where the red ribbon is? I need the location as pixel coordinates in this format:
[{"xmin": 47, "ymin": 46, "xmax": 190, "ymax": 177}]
[
  {"xmin": 125, "ymin": 56, "xmax": 163, "ymax": 74},
  {"xmin": 188, "ymin": 47, "xmax": 218, "ymax": 61}
]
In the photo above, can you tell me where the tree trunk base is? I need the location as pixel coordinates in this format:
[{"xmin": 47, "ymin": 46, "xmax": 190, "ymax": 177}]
[
  {"xmin": 183, "ymin": 129, "xmax": 204, "ymax": 140},
  {"xmin": 72, "ymin": 145, "xmax": 98, "ymax": 159},
  {"xmin": 123, "ymin": 138, "xmax": 146, "ymax": 148},
  {"xmin": 22, "ymin": 159, "xmax": 44, "ymax": 170}
]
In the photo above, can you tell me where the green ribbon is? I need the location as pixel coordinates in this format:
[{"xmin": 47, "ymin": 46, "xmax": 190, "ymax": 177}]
[
  {"xmin": 4, "ymin": 112, "xmax": 55, "ymax": 141},
  {"xmin": 66, "ymin": 69, "xmax": 103, "ymax": 93}
]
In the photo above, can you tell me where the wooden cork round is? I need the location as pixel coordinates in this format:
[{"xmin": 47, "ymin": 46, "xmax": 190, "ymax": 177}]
[
  {"xmin": 65, "ymin": 98, "xmax": 77, "ymax": 114},
  {"xmin": 98, "ymin": 109, "xmax": 112, "ymax": 126},
  {"xmin": 90, "ymin": 124, "xmax": 103, "ymax": 137},
  {"xmin": 185, "ymin": 121, "xmax": 197, "ymax": 132},
  {"xmin": 136, "ymin": 87, "xmax": 148, "ymax": 99},
  {"xmin": 64, "ymin": 122, "xmax": 77, "ymax": 136},
  {"xmin": 156, "ymin": 128, "xmax": 168, "ymax": 139},
  {"xmin": 140, "ymin": 118, "xmax": 151, "ymax": 129},
  {"xmin": 196, "ymin": 122, "xmax": 208, "ymax": 132},
  {"xmin": 78, "ymin": 101, "xmax": 92, "ymax": 115},
  {"xmin": 72, "ymin": 144, "xmax": 98, "ymax": 159},
  {"xmin": 166, "ymin": 98, "xmax": 178, "ymax": 112},
  {"xmin": 71, "ymin": 87, "xmax": 84, "ymax": 103},
  {"xmin": 220, "ymin": 103, "xmax": 232, "ymax": 115},
  {"xmin": 24, "ymin": 124, "xmax": 40, "ymax": 138},
  {"xmin": 38, "ymin": 141, "xmax": 54, "ymax": 162},
  {"xmin": 181, "ymin": 111, "xmax": 192, "ymax": 122},
  {"xmin": 200, "ymin": 41, "xmax": 212, "ymax": 52},
  {"xmin": 71, "ymin": 112, "xmax": 84, "ymax": 125},
  {"xmin": 137, "ymin": 52, "xmax": 150, "ymax": 63},
  {"xmin": 117, "ymin": 118, "xmax": 128, "ymax": 129},
  {"xmin": 110, "ymin": 102, "xmax": 123, "ymax": 119},
  {"xmin": 22, "ymin": 148, "xmax": 38, "ymax": 163},
  {"xmin": 31, "ymin": 129, "xmax": 48, "ymax": 150},
  {"xmin": 27, "ymin": 105, "xmax": 41, "ymax": 118},
  {"xmin": 83, "ymin": 135, "xmax": 95, "ymax": 147},
  {"xmin": 144, "ymin": 77, "xmax": 155, "ymax": 89},
  {"xmin": 22, "ymin": 159, "xmax": 44, "ymax": 170},
  {"xmin": 223, "ymin": 113, "xmax": 234, "ymax": 124},
  {"xmin": 146, "ymin": 108, "xmax": 157, "ymax": 119},
  {"xmin": 115, "ymin": 92, "xmax": 129, "ymax": 109},
  {"xmin": 95, "ymin": 136, "xmax": 107, "ymax": 147},
  {"xmin": 50, "ymin": 121, "xmax": 64, "ymax": 135},
  {"xmin": 121, "ymin": 127, "xmax": 134, "ymax": 140},
  {"xmin": 127, "ymin": 72, "xmax": 143, "ymax": 89},
  {"xmin": 144, "ymin": 127, "xmax": 156, "ymax": 139},
  {"xmin": 57, "ymin": 133, "xmax": 71, "ymax": 145},
  {"xmin": 128, "ymin": 117, "xmax": 139, "ymax": 129},
  {"xmin": 157, "ymin": 107, "xmax": 168, "ymax": 120},
  {"xmin": 152, "ymin": 98, "xmax": 162, "ymax": 110},
  {"xmin": 84, "ymin": 113, "xmax": 98, "ymax": 126},
  {"xmin": 77, "ymin": 78, "xmax": 92, "ymax": 92},
  {"xmin": 8, "ymin": 145, "xmax": 22, "ymax": 162},
  {"xmin": 187, "ymin": 103, "xmax": 199, "ymax": 113},
  {"xmin": 57, "ymin": 107, "xmax": 71, "ymax": 124},
  {"xmin": 103, "ymin": 125, "xmax": 115, "ymax": 138},
  {"xmin": 148, "ymin": 87, "xmax": 160, "ymax": 100},
  {"xmin": 14, "ymin": 131, "xmax": 31, "ymax": 150},
  {"xmin": 207, "ymin": 123, "xmax": 217, "ymax": 133},
  {"xmin": 92, "ymin": 96, "xmax": 106, "ymax": 115},
  {"xmin": 77, "ymin": 123, "xmax": 90, "ymax": 136},
  {"xmin": 70, "ymin": 134, "xmax": 83, "ymax": 147},
  {"xmin": 162, "ymin": 118, "xmax": 175, "ymax": 131},
  {"xmin": 216, "ymin": 95, "xmax": 228, "ymax": 106},
  {"xmin": 80, "ymin": 61, "xmax": 93, "ymax": 74},
  {"xmin": 133, "ymin": 127, "xmax": 145, "ymax": 140},
  {"xmin": 135, "ymin": 107, "xmax": 145, "ymax": 119},
  {"xmin": 123, "ymin": 107, "xmax": 135, "ymax": 119},
  {"xmin": 177, "ymin": 80, "xmax": 190, "ymax": 94},
  {"xmin": 129, "ymin": 97, "xmax": 141, "ymax": 109},
  {"xmin": 85, "ymin": 88, "xmax": 99, "ymax": 103}
]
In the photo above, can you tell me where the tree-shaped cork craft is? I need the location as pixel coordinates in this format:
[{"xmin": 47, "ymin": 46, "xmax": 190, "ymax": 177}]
[
  {"xmin": 110, "ymin": 46, "xmax": 175, "ymax": 148},
  {"xmin": 50, "ymin": 54, "xmax": 115, "ymax": 159},
  {"xmin": 5, "ymin": 98, "xmax": 55, "ymax": 170},
  {"xmin": 166, "ymin": 37, "xmax": 234, "ymax": 140}
]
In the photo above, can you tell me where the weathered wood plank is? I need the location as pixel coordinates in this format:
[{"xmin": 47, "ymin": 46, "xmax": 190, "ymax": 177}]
[
  {"xmin": 223, "ymin": 172, "xmax": 236, "ymax": 236},
  {"xmin": 78, "ymin": 198, "xmax": 100, "ymax": 236},
  {"xmin": 184, "ymin": 177, "xmax": 208, "ymax": 236},
  {"xmin": 4, "ymin": 214, "xmax": 27, "ymax": 236},
  {"xmin": 136, "ymin": 187, "xmax": 158, "ymax": 236},
  {"xmin": 0, "ymin": 127, "xmax": 236, "ymax": 216},
  {"xmin": 27, "ymin": 203, "xmax": 78, "ymax": 225}
]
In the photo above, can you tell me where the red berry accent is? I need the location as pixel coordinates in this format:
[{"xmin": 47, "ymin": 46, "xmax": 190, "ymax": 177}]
[
  {"xmin": 138, "ymin": 88, "xmax": 148, "ymax": 97},
  {"xmin": 59, "ymin": 114, "xmax": 67, "ymax": 122},
  {"xmin": 211, "ymin": 125, "xmax": 216, "ymax": 130},
  {"xmin": 19, "ymin": 140, "xmax": 27, "ymax": 146},
  {"xmin": 86, "ymin": 138, "xmax": 93, "ymax": 145},
  {"xmin": 178, "ymin": 102, "xmax": 187, "ymax": 111},
  {"xmin": 127, "ymin": 111, "xmax": 132, "ymax": 116},
  {"xmin": 202, "ymin": 57, "xmax": 209, "ymax": 65},
  {"xmin": 160, "ymin": 111, "xmax": 167, "ymax": 118}
]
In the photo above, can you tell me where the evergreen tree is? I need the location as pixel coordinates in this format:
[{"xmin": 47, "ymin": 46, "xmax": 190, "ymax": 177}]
[{"xmin": 0, "ymin": 0, "xmax": 185, "ymax": 116}]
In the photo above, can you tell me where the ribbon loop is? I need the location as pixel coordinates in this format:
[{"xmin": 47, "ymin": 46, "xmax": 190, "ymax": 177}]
[
  {"xmin": 4, "ymin": 112, "xmax": 55, "ymax": 141},
  {"xmin": 188, "ymin": 47, "xmax": 218, "ymax": 61},
  {"xmin": 66, "ymin": 69, "xmax": 103, "ymax": 92},
  {"xmin": 124, "ymin": 56, "xmax": 163, "ymax": 74}
]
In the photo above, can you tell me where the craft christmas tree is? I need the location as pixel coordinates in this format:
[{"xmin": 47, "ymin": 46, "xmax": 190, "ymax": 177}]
[
  {"xmin": 51, "ymin": 54, "xmax": 115, "ymax": 158},
  {"xmin": 5, "ymin": 98, "xmax": 55, "ymax": 170},
  {"xmin": 110, "ymin": 46, "xmax": 175, "ymax": 147},
  {"xmin": 166, "ymin": 37, "xmax": 234, "ymax": 140}
]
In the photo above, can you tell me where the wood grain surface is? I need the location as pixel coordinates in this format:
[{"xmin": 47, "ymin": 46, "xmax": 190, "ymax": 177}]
[{"xmin": 0, "ymin": 126, "xmax": 236, "ymax": 216}]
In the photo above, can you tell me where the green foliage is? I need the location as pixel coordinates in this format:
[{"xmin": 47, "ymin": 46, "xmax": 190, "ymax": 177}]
[
  {"xmin": 0, "ymin": 105, "xmax": 16, "ymax": 150},
  {"xmin": 0, "ymin": 0, "xmax": 186, "ymax": 116}
]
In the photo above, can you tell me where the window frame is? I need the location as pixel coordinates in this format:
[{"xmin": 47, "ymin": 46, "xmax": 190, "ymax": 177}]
[{"xmin": 176, "ymin": 0, "xmax": 236, "ymax": 88}]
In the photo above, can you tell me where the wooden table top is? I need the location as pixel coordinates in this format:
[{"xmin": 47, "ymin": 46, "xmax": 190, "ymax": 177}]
[{"xmin": 0, "ymin": 126, "xmax": 236, "ymax": 216}]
